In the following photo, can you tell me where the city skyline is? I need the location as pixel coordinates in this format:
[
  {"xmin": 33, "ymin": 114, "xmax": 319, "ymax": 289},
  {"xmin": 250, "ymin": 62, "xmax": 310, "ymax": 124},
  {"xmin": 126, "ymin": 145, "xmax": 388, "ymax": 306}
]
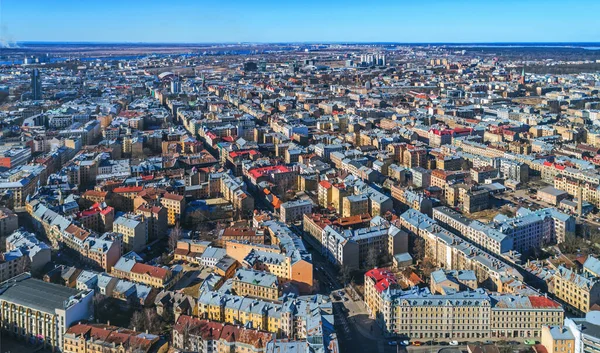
[{"xmin": 2, "ymin": 0, "xmax": 600, "ymax": 44}]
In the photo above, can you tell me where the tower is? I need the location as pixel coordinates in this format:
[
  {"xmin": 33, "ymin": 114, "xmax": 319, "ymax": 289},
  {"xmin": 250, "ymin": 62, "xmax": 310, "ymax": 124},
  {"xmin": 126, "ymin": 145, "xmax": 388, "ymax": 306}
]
[
  {"xmin": 31, "ymin": 69, "xmax": 42, "ymax": 100},
  {"xmin": 519, "ymin": 67, "xmax": 526, "ymax": 85}
]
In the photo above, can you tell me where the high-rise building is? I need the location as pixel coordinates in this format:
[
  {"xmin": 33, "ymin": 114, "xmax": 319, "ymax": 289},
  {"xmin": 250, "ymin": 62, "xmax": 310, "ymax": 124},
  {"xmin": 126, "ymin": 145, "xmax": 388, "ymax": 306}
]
[{"xmin": 31, "ymin": 68, "xmax": 42, "ymax": 100}]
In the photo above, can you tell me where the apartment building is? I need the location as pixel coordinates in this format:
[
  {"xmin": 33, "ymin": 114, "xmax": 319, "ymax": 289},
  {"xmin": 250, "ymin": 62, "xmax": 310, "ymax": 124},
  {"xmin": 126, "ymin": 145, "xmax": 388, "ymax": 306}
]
[
  {"xmin": 113, "ymin": 213, "xmax": 148, "ymax": 253},
  {"xmin": 541, "ymin": 326, "xmax": 575, "ymax": 353},
  {"xmin": 198, "ymin": 292, "xmax": 333, "ymax": 340},
  {"xmin": 370, "ymin": 284, "xmax": 563, "ymax": 340},
  {"xmin": 0, "ymin": 274, "xmax": 93, "ymax": 351},
  {"xmin": 64, "ymin": 323, "xmax": 161, "ymax": 353},
  {"xmin": 231, "ymin": 268, "xmax": 279, "ymax": 301},
  {"xmin": 0, "ymin": 207, "xmax": 18, "ymax": 238},
  {"xmin": 321, "ymin": 218, "xmax": 407, "ymax": 270},
  {"xmin": 172, "ymin": 316, "xmax": 274, "ymax": 353},
  {"xmin": 551, "ymin": 265, "xmax": 600, "ymax": 314},
  {"xmin": 279, "ymin": 199, "xmax": 312, "ymax": 223}
]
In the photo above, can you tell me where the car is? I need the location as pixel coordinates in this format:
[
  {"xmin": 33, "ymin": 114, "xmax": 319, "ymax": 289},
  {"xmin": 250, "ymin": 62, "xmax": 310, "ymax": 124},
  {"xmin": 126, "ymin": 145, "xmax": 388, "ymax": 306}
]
[
  {"xmin": 413, "ymin": 341, "xmax": 422, "ymax": 346},
  {"xmin": 485, "ymin": 340, "xmax": 493, "ymax": 345},
  {"xmin": 332, "ymin": 294, "xmax": 341, "ymax": 301},
  {"xmin": 508, "ymin": 341, "xmax": 519, "ymax": 345},
  {"xmin": 524, "ymin": 340, "xmax": 536, "ymax": 345},
  {"xmin": 449, "ymin": 341, "xmax": 459, "ymax": 346},
  {"xmin": 440, "ymin": 342, "xmax": 449, "ymax": 346},
  {"xmin": 388, "ymin": 341, "xmax": 398, "ymax": 346},
  {"xmin": 399, "ymin": 341, "xmax": 410, "ymax": 346}
]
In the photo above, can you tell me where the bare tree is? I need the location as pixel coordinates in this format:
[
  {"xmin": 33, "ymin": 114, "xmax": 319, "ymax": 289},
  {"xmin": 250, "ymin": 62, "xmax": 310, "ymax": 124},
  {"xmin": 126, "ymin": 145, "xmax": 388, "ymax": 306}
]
[
  {"xmin": 339, "ymin": 265, "xmax": 352, "ymax": 286},
  {"xmin": 412, "ymin": 236, "xmax": 426, "ymax": 261},
  {"xmin": 365, "ymin": 247, "xmax": 378, "ymax": 270},
  {"xmin": 130, "ymin": 311, "xmax": 146, "ymax": 331},
  {"xmin": 144, "ymin": 308, "xmax": 161, "ymax": 334},
  {"xmin": 168, "ymin": 224, "xmax": 182, "ymax": 253}
]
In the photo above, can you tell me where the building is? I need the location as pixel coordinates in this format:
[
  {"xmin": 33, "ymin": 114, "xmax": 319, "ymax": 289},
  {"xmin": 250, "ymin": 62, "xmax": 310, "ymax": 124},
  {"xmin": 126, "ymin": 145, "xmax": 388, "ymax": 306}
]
[
  {"xmin": 566, "ymin": 311, "xmax": 600, "ymax": 353},
  {"xmin": 113, "ymin": 213, "xmax": 148, "ymax": 253},
  {"xmin": 172, "ymin": 315, "xmax": 275, "ymax": 353},
  {"xmin": 63, "ymin": 323, "xmax": 161, "ymax": 353},
  {"xmin": 160, "ymin": 193, "xmax": 186, "ymax": 226},
  {"xmin": 321, "ymin": 219, "xmax": 407, "ymax": 270},
  {"xmin": 551, "ymin": 265, "xmax": 600, "ymax": 314},
  {"xmin": 279, "ymin": 199, "xmax": 312, "ymax": 224},
  {"xmin": 538, "ymin": 187, "xmax": 570, "ymax": 206},
  {"xmin": 0, "ymin": 146, "xmax": 32, "ymax": 169},
  {"xmin": 430, "ymin": 269, "xmax": 478, "ymax": 295},
  {"xmin": 31, "ymin": 68, "xmax": 42, "ymax": 100},
  {"xmin": 371, "ymin": 285, "xmax": 563, "ymax": 339},
  {"xmin": 0, "ymin": 273, "xmax": 93, "ymax": 351},
  {"xmin": 541, "ymin": 326, "xmax": 575, "ymax": 353},
  {"xmin": 0, "ymin": 207, "xmax": 18, "ymax": 238},
  {"xmin": 4, "ymin": 229, "xmax": 51, "ymax": 275},
  {"xmin": 197, "ymin": 292, "xmax": 333, "ymax": 340},
  {"xmin": 231, "ymin": 268, "xmax": 279, "ymax": 301}
]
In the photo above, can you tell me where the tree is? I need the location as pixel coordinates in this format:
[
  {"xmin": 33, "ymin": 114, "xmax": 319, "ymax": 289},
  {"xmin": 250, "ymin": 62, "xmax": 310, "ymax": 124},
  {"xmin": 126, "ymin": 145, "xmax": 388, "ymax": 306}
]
[
  {"xmin": 339, "ymin": 265, "xmax": 352, "ymax": 286},
  {"xmin": 130, "ymin": 308, "xmax": 162, "ymax": 334},
  {"xmin": 130, "ymin": 311, "xmax": 146, "ymax": 332},
  {"xmin": 365, "ymin": 247, "xmax": 378, "ymax": 270},
  {"xmin": 412, "ymin": 236, "xmax": 426, "ymax": 261},
  {"xmin": 168, "ymin": 224, "xmax": 182, "ymax": 253}
]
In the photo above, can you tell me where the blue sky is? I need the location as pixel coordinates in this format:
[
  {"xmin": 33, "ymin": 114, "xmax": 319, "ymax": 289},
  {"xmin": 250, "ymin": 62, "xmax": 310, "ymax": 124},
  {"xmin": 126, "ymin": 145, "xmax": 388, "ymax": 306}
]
[{"xmin": 2, "ymin": 0, "xmax": 599, "ymax": 43}]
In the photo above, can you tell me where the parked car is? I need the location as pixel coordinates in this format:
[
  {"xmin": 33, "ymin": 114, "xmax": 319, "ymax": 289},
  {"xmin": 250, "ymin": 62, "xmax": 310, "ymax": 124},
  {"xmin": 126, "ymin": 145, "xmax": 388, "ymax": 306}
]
[
  {"xmin": 400, "ymin": 341, "xmax": 410, "ymax": 346},
  {"xmin": 413, "ymin": 341, "xmax": 422, "ymax": 346},
  {"xmin": 388, "ymin": 341, "xmax": 398, "ymax": 346},
  {"xmin": 449, "ymin": 341, "xmax": 459, "ymax": 346}
]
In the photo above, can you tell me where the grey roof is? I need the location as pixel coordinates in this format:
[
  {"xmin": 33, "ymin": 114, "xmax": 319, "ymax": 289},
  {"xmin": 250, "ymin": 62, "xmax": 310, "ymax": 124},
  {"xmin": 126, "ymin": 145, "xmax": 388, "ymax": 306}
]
[
  {"xmin": 0, "ymin": 274, "xmax": 84, "ymax": 314},
  {"xmin": 584, "ymin": 255, "xmax": 600, "ymax": 276}
]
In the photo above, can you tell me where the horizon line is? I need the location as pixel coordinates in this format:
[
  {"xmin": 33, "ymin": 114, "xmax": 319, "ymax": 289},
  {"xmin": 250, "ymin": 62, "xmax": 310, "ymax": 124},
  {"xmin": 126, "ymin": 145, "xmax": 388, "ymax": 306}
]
[{"xmin": 13, "ymin": 40, "xmax": 600, "ymax": 45}]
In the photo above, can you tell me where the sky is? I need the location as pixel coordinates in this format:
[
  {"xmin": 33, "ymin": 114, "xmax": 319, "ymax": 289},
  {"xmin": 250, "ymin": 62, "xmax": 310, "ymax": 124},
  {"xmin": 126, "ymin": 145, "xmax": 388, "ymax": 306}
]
[{"xmin": 1, "ymin": 0, "xmax": 599, "ymax": 44}]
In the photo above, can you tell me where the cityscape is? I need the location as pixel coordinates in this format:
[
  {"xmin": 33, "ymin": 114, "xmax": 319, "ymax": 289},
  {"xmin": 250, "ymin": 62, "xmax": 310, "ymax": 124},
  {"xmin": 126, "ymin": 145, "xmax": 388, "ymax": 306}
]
[{"xmin": 1, "ymin": 2, "xmax": 600, "ymax": 353}]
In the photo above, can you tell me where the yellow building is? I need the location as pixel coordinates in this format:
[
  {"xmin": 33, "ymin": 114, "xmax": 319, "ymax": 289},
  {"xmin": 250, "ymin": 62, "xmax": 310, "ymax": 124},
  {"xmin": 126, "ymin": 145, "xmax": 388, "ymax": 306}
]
[
  {"xmin": 231, "ymin": 268, "xmax": 279, "ymax": 301},
  {"xmin": 541, "ymin": 326, "xmax": 575, "ymax": 353},
  {"xmin": 64, "ymin": 323, "xmax": 161, "ymax": 353},
  {"xmin": 551, "ymin": 265, "xmax": 600, "ymax": 314},
  {"xmin": 160, "ymin": 193, "xmax": 185, "ymax": 226}
]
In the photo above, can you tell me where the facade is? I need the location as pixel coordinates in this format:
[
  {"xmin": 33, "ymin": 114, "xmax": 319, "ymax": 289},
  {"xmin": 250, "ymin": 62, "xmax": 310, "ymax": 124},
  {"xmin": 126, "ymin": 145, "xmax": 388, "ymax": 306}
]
[
  {"xmin": 541, "ymin": 326, "xmax": 575, "ymax": 353},
  {"xmin": 0, "ymin": 274, "xmax": 93, "ymax": 351},
  {"xmin": 566, "ymin": 312, "xmax": 600, "ymax": 353},
  {"xmin": 231, "ymin": 268, "xmax": 279, "ymax": 301},
  {"xmin": 0, "ymin": 207, "xmax": 18, "ymax": 238},
  {"xmin": 279, "ymin": 199, "xmax": 312, "ymax": 224},
  {"xmin": 63, "ymin": 323, "xmax": 160, "ymax": 353},
  {"xmin": 551, "ymin": 265, "xmax": 600, "ymax": 314},
  {"xmin": 172, "ymin": 316, "xmax": 274, "ymax": 353},
  {"xmin": 369, "ymin": 284, "xmax": 563, "ymax": 340},
  {"xmin": 113, "ymin": 213, "xmax": 148, "ymax": 253}
]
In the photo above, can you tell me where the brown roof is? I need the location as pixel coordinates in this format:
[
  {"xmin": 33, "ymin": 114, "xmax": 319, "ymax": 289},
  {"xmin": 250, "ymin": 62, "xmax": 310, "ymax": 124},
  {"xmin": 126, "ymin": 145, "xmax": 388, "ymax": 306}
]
[
  {"xmin": 83, "ymin": 190, "xmax": 108, "ymax": 198},
  {"xmin": 163, "ymin": 193, "xmax": 184, "ymax": 201},
  {"xmin": 66, "ymin": 224, "xmax": 91, "ymax": 241},
  {"xmin": 174, "ymin": 316, "xmax": 273, "ymax": 348},
  {"xmin": 130, "ymin": 263, "xmax": 170, "ymax": 280}
]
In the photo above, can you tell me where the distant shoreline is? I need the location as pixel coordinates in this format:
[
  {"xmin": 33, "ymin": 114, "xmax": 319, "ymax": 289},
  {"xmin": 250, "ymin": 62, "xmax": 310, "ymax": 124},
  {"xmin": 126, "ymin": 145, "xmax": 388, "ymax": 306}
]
[{"xmin": 11, "ymin": 41, "xmax": 600, "ymax": 47}]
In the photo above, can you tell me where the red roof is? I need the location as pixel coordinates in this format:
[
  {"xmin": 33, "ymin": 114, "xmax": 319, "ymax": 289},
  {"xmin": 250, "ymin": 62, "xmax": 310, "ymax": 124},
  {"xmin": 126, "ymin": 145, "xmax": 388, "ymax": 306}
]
[
  {"xmin": 248, "ymin": 165, "xmax": 291, "ymax": 180},
  {"xmin": 229, "ymin": 149, "xmax": 259, "ymax": 158},
  {"xmin": 430, "ymin": 128, "xmax": 453, "ymax": 136},
  {"xmin": 130, "ymin": 263, "xmax": 169, "ymax": 280},
  {"xmin": 319, "ymin": 180, "xmax": 332, "ymax": 189},
  {"xmin": 365, "ymin": 268, "xmax": 398, "ymax": 293},
  {"xmin": 528, "ymin": 296, "xmax": 561, "ymax": 308},
  {"xmin": 113, "ymin": 186, "xmax": 143, "ymax": 194}
]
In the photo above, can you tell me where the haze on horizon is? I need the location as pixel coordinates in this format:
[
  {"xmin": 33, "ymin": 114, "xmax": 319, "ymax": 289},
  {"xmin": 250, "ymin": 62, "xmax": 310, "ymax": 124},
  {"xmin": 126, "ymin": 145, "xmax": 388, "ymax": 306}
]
[{"xmin": 2, "ymin": 0, "xmax": 600, "ymax": 44}]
